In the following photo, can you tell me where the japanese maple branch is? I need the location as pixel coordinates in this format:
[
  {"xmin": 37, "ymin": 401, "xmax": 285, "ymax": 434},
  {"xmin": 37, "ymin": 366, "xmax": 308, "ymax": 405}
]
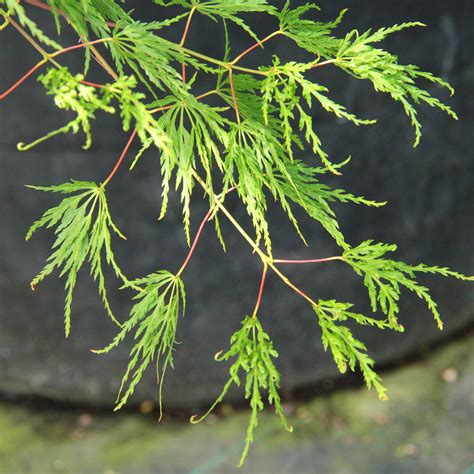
[{"xmin": 191, "ymin": 170, "xmax": 320, "ymax": 309}]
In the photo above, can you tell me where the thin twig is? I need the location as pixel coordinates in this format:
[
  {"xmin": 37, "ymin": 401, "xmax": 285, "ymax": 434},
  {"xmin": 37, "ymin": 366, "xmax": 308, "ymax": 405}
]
[
  {"xmin": 231, "ymin": 30, "xmax": 282, "ymax": 65},
  {"xmin": 252, "ymin": 263, "xmax": 268, "ymax": 318},
  {"xmin": 176, "ymin": 186, "xmax": 237, "ymax": 278},
  {"xmin": 274, "ymin": 256, "xmax": 343, "ymax": 265},
  {"xmin": 179, "ymin": 6, "xmax": 196, "ymax": 82},
  {"xmin": 103, "ymin": 129, "xmax": 137, "ymax": 186},
  {"xmin": 228, "ymin": 68, "xmax": 240, "ymax": 123}
]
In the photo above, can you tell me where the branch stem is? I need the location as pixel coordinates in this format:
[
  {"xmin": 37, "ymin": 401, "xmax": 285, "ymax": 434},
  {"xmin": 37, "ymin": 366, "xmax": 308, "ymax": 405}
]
[
  {"xmin": 180, "ymin": 46, "xmax": 268, "ymax": 76},
  {"xmin": 231, "ymin": 30, "xmax": 282, "ymax": 65},
  {"xmin": 176, "ymin": 186, "xmax": 237, "ymax": 278},
  {"xmin": 179, "ymin": 6, "xmax": 197, "ymax": 82},
  {"xmin": 252, "ymin": 263, "xmax": 268, "ymax": 318},
  {"xmin": 274, "ymin": 256, "xmax": 343, "ymax": 265},
  {"xmin": 191, "ymin": 170, "xmax": 320, "ymax": 309},
  {"xmin": 228, "ymin": 68, "xmax": 240, "ymax": 123},
  {"xmin": 103, "ymin": 129, "xmax": 137, "ymax": 187}
]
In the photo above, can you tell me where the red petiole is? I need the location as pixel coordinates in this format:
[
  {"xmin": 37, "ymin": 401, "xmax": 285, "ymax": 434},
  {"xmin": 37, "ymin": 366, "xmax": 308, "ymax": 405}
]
[
  {"xmin": 252, "ymin": 264, "xmax": 268, "ymax": 318},
  {"xmin": 0, "ymin": 38, "xmax": 110, "ymax": 100},
  {"xmin": 274, "ymin": 256, "xmax": 343, "ymax": 265}
]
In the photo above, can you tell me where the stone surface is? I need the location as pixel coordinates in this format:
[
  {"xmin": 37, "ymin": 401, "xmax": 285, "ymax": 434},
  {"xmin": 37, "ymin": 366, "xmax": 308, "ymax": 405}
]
[
  {"xmin": 0, "ymin": 1, "xmax": 473, "ymax": 408},
  {"xmin": 0, "ymin": 332, "xmax": 473, "ymax": 473}
]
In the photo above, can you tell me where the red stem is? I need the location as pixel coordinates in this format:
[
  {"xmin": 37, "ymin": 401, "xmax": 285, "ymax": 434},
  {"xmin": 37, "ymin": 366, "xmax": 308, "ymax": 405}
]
[
  {"xmin": 232, "ymin": 31, "xmax": 281, "ymax": 65},
  {"xmin": 55, "ymin": 39, "xmax": 109, "ymax": 55},
  {"xmin": 228, "ymin": 69, "xmax": 240, "ymax": 123},
  {"xmin": 80, "ymin": 80, "xmax": 105, "ymax": 88},
  {"xmin": 273, "ymin": 256, "xmax": 343, "ymax": 265},
  {"xmin": 0, "ymin": 60, "xmax": 45, "ymax": 100},
  {"xmin": 103, "ymin": 129, "xmax": 137, "ymax": 186},
  {"xmin": 177, "ymin": 186, "xmax": 237, "ymax": 277},
  {"xmin": 0, "ymin": 39, "xmax": 109, "ymax": 100},
  {"xmin": 252, "ymin": 264, "xmax": 268, "ymax": 318},
  {"xmin": 179, "ymin": 8, "xmax": 196, "ymax": 82},
  {"xmin": 177, "ymin": 209, "xmax": 213, "ymax": 276}
]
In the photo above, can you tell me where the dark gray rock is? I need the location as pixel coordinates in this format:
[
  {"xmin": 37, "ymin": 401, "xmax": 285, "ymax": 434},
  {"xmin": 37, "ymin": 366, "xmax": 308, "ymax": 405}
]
[{"xmin": 0, "ymin": 1, "xmax": 472, "ymax": 408}]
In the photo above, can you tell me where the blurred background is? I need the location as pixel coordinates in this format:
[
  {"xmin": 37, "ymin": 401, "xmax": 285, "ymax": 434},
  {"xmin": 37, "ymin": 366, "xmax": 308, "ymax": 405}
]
[{"xmin": 0, "ymin": 0, "xmax": 472, "ymax": 472}]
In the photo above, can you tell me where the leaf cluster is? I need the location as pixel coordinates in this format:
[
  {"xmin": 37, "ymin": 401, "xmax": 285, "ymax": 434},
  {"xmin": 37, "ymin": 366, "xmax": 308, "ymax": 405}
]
[
  {"xmin": 191, "ymin": 316, "xmax": 292, "ymax": 466},
  {"xmin": 26, "ymin": 181, "xmax": 127, "ymax": 336},
  {"xmin": 313, "ymin": 299, "xmax": 390, "ymax": 400},
  {"xmin": 342, "ymin": 240, "xmax": 472, "ymax": 330},
  {"xmin": 154, "ymin": 0, "xmax": 276, "ymax": 41},
  {"xmin": 94, "ymin": 271, "xmax": 186, "ymax": 415}
]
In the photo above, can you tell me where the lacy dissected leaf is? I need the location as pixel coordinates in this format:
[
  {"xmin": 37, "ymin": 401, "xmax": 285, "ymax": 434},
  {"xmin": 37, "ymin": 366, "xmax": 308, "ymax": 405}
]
[
  {"xmin": 19, "ymin": 67, "xmax": 116, "ymax": 151},
  {"xmin": 0, "ymin": 0, "xmax": 61, "ymax": 49},
  {"xmin": 46, "ymin": 0, "xmax": 124, "ymax": 38},
  {"xmin": 155, "ymin": 0, "xmax": 276, "ymax": 41},
  {"xmin": 94, "ymin": 271, "xmax": 186, "ymax": 415},
  {"xmin": 191, "ymin": 316, "xmax": 292, "ymax": 466},
  {"xmin": 343, "ymin": 240, "xmax": 472, "ymax": 329},
  {"xmin": 151, "ymin": 92, "xmax": 230, "ymax": 240},
  {"xmin": 335, "ymin": 23, "xmax": 458, "ymax": 146},
  {"xmin": 314, "ymin": 300, "xmax": 388, "ymax": 400},
  {"xmin": 261, "ymin": 57, "xmax": 375, "ymax": 172},
  {"xmin": 223, "ymin": 120, "xmax": 286, "ymax": 253},
  {"xmin": 278, "ymin": 2, "xmax": 346, "ymax": 58},
  {"xmin": 26, "ymin": 181, "xmax": 127, "ymax": 336},
  {"xmin": 19, "ymin": 70, "xmax": 170, "ymax": 157},
  {"xmin": 195, "ymin": 1, "xmax": 276, "ymax": 42},
  {"xmin": 110, "ymin": 18, "xmax": 205, "ymax": 97},
  {"xmin": 45, "ymin": 0, "xmax": 128, "ymax": 71},
  {"xmin": 273, "ymin": 160, "xmax": 386, "ymax": 249}
]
